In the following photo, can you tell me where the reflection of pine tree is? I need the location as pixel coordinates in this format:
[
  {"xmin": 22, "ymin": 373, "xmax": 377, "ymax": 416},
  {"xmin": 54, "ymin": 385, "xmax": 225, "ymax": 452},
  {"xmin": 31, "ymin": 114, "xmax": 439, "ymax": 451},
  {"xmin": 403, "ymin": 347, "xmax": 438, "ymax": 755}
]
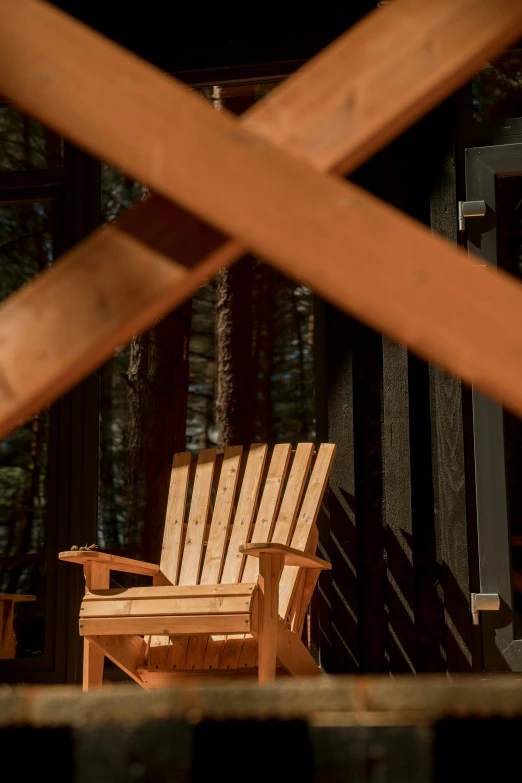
[
  {"xmin": 0, "ymin": 104, "xmax": 62, "ymax": 170},
  {"xmin": 0, "ymin": 192, "xmax": 52, "ymax": 602},
  {"xmin": 99, "ymin": 174, "xmax": 192, "ymax": 564},
  {"xmin": 473, "ymin": 52, "xmax": 522, "ymax": 122}
]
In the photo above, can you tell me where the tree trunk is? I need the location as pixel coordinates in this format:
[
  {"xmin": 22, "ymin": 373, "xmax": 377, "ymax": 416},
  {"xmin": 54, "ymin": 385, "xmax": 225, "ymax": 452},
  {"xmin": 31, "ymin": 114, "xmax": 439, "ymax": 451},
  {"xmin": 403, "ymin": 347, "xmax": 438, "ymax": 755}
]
[
  {"xmin": 124, "ymin": 302, "xmax": 192, "ymax": 564},
  {"xmin": 250, "ymin": 263, "xmax": 277, "ymax": 444},
  {"xmin": 123, "ymin": 185, "xmax": 192, "ymax": 564},
  {"xmin": 215, "ymin": 256, "xmax": 254, "ymax": 449}
]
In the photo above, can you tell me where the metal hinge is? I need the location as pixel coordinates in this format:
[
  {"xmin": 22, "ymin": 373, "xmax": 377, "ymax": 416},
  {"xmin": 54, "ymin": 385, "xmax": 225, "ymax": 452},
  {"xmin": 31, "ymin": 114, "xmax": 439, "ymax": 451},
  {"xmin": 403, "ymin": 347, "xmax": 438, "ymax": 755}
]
[
  {"xmin": 458, "ymin": 200, "xmax": 486, "ymax": 232},
  {"xmin": 471, "ymin": 592, "xmax": 500, "ymax": 625}
]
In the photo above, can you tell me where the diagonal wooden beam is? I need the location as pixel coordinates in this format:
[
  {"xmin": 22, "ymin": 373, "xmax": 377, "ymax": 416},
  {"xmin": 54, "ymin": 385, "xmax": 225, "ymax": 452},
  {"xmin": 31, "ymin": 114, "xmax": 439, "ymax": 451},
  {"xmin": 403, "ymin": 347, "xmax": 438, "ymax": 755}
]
[{"xmin": 0, "ymin": 0, "xmax": 522, "ymax": 439}]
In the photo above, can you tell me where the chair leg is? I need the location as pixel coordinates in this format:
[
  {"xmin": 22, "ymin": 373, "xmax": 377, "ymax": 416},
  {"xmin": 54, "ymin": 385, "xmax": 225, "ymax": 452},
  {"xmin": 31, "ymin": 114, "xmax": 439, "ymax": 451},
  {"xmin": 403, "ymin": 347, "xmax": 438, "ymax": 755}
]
[
  {"xmin": 82, "ymin": 561, "xmax": 110, "ymax": 692},
  {"xmin": 258, "ymin": 552, "xmax": 283, "ymax": 684},
  {"xmin": 83, "ymin": 638, "xmax": 105, "ymax": 692}
]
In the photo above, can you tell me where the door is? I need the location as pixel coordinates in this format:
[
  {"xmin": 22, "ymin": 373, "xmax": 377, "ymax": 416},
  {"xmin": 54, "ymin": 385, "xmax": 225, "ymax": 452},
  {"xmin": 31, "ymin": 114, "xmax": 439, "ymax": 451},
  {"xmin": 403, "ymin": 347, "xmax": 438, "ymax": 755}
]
[{"xmin": 466, "ymin": 140, "xmax": 522, "ymax": 669}]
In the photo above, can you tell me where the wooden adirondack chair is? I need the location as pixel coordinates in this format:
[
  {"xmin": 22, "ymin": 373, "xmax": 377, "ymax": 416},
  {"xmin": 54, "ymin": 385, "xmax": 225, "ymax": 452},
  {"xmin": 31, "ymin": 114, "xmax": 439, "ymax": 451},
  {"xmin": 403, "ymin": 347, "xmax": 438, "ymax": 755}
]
[{"xmin": 59, "ymin": 442, "xmax": 336, "ymax": 689}]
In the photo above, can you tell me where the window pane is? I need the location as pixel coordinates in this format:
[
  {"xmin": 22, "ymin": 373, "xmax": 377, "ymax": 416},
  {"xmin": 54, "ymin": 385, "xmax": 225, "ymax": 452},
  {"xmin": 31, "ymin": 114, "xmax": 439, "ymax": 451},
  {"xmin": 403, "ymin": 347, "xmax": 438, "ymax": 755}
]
[
  {"xmin": 98, "ymin": 91, "xmax": 315, "ymax": 562},
  {"xmin": 98, "ymin": 166, "xmax": 142, "ymax": 554},
  {"xmin": 473, "ymin": 52, "xmax": 522, "ymax": 123},
  {"xmin": 0, "ymin": 201, "xmax": 52, "ymax": 658},
  {"xmin": 0, "ymin": 105, "xmax": 63, "ymax": 171}
]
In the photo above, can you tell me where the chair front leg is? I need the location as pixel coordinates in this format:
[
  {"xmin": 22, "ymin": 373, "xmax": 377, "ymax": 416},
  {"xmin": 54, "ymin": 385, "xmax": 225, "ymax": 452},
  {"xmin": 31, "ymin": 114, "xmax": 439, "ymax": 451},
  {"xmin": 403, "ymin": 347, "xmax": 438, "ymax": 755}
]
[
  {"xmin": 257, "ymin": 552, "xmax": 284, "ymax": 684},
  {"xmin": 82, "ymin": 561, "xmax": 110, "ymax": 692}
]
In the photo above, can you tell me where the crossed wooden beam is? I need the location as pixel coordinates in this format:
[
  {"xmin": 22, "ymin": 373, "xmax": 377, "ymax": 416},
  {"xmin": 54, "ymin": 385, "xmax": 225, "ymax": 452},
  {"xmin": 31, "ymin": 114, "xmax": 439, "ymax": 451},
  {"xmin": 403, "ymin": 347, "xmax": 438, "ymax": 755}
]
[{"xmin": 0, "ymin": 0, "xmax": 522, "ymax": 441}]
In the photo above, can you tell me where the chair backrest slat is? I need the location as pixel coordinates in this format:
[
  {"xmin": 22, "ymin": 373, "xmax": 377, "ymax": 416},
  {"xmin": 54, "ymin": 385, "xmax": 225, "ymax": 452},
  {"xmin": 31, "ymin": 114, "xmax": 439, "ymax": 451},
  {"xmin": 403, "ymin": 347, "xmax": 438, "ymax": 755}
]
[
  {"xmin": 160, "ymin": 451, "xmax": 191, "ymax": 585},
  {"xmin": 200, "ymin": 445, "xmax": 243, "ymax": 585},
  {"xmin": 241, "ymin": 443, "xmax": 292, "ymax": 583},
  {"xmin": 178, "ymin": 448, "xmax": 216, "ymax": 585},
  {"xmin": 270, "ymin": 442, "xmax": 314, "ymax": 546},
  {"xmin": 278, "ymin": 443, "xmax": 337, "ymax": 618},
  {"xmin": 220, "ymin": 443, "xmax": 268, "ymax": 584}
]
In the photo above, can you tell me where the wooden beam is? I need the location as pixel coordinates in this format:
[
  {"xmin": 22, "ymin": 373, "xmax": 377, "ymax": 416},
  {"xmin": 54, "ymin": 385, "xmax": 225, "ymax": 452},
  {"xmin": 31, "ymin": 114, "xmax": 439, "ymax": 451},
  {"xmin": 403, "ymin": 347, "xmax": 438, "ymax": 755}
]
[{"xmin": 0, "ymin": 0, "xmax": 521, "ymax": 437}]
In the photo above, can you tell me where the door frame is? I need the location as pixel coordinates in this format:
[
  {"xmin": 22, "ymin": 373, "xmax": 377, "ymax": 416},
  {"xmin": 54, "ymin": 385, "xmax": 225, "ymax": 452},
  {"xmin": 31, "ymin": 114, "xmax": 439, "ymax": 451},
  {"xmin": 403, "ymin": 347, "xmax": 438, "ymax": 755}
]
[{"xmin": 466, "ymin": 138, "xmax": 522, "ymax": 669}]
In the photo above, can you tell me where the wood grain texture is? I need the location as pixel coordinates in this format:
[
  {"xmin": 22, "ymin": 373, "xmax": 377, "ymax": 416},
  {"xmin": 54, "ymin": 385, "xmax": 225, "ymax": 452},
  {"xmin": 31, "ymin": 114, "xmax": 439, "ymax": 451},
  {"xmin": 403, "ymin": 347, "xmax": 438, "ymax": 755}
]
[
  {"xmin": 276, "ymin": 621, "xmax": 322, "ymax": 677},
  {"xmin": 218, "ymin": 634, "xmax": 246, "ymax": 671},
  {"xmin": 271, "ymin": 443, "xmax": 314, "ymax": 546},
  {"xmin": 294, "ymin": 569, "xmax": 322, "ymax": 637},
  {"xmin": 166, "ymin": 636, "xmax": 189, "ymax": 670},
  {"xmin": 242, "ymin": 445, "xmax": 292, "ymax": 582},
  {"xmin": 240, "ymin": 543, "xmax": 331, "ymax": 570},
  {"xmin": 178, "ymin": 449, "xmax": 216, "ymax": 585},
  {"xmin": 223, "ymin": 444, "xmax": 289, "ymax": 667},
  {"xmin": 258, "ymin": 552, "xmax": 284, "ymax": 683},
  {"xmin": 221, "ymin": 443, "xmax": 267, "ymax": 584},
  {"xmin": 59, "ymin": 550, "xmax": 160, "ymax": 576},
  {"xmin": 137, "ymin": 667, "xmax": 263, "ymax": 685},
  {"xmin": 80, "ymin": 614, "xmax": 251, "ymax": 637},
  {"xmin": 200, "ymin": 446, "xmax": 242, "ymax": 585},
  {"xmin": 0, "ymin": 0, "xmax": 522, "ymax": 439},
  {"xmin": 83, "ymin": 584, "xmax": 255, "ymax": 601},
  {"xmin": 86, "ymin": 635, "xmax": 146, "ymax": 688},
  {"xmin": 160, "ymin": 451, "xmax": 191, "ymax": 585},
  {"xmin": 279, "ymin": 444, "xmax": 336, "ymax": 619},
  {"xmin": 82, "ymin": 562, "xmax": 110, "ymax": 692},
  {"xmin": 81, "ymin": 595, "xmax": 253, "ymax": 618}
]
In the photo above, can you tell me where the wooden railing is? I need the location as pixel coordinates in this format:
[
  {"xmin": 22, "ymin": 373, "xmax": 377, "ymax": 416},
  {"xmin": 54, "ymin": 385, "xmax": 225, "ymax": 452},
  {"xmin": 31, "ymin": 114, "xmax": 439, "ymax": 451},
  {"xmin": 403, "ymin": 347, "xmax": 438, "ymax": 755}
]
[{"xmin": 0, "ymin": 0, "xmax": 521, "ymax": 438}]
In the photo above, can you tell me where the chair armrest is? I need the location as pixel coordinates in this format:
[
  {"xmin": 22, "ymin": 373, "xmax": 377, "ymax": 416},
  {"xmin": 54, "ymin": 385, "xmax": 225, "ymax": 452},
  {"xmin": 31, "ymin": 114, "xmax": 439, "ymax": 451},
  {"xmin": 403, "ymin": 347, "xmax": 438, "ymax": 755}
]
[
  {"xmin": 58, "ymin": 551, "xmax": 160, "ymax": 577},
  {"xmin": 239, "ymin": 543, "xmax": 331, "ymax": 570}
]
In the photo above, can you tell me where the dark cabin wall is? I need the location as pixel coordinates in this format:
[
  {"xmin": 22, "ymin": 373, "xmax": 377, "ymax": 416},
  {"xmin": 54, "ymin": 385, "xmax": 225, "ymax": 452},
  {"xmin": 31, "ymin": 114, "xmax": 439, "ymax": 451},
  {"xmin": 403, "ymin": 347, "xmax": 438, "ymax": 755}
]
[{"xmin": 316, "ymin": 100, "xmax": 476, "ymax": 674}]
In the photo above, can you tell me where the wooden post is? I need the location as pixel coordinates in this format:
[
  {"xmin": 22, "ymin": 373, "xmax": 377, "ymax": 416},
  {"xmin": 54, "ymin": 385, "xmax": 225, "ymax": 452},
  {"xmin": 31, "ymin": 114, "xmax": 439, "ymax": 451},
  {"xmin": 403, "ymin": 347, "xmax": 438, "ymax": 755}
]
[
  {"xmin": 83, "ymin": 561, "xmax": 110, "ymax": 692},
  {"xmin": 258, "ymin": 552, "xmax": 284, "ymax": 684}
]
